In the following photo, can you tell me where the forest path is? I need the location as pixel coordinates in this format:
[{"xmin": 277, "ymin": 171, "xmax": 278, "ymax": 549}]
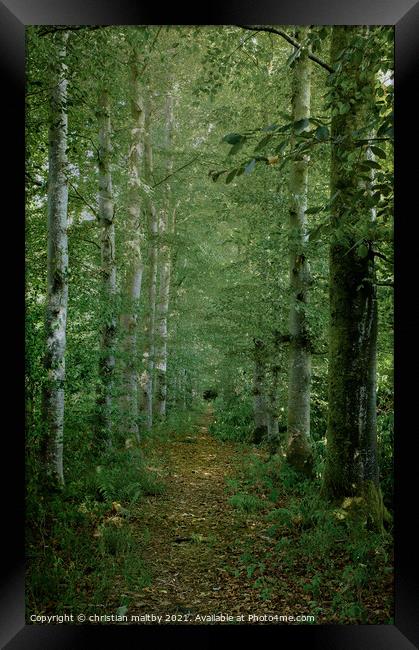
[{"xmin": 127, "ymin": 406, "xmax": 286, "ymax": 624}]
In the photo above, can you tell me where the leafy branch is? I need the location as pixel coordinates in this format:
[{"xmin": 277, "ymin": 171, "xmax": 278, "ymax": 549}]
[
  {"xmin": 152, "ymin": 155, "xmax": 200, "ymax": 188},
  {"xmin": 234, "ymin": 25, "xmax": 333, "ymax": 73},
  {"xmin": 68, "ymin": 181, "xmax": 98, "ymax": 218}
]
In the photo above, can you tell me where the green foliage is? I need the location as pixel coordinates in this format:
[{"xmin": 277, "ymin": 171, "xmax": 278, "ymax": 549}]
[
  {"xmin": 229, "ymin": 492, "xmax": 265, "ymax": 513},
  {"xmin": 99, "ymin": 524, "xmax": 134, "ymax": 556},
  {"xmin": 26, "ymin": 428, "xmax": 165, "ymax": 615},
  {"xmin": 26, "ymin": 24, "xmax": 393, "ymax": 623},
  {"xmin": 209, "ymin": 396, "xmax": 253, "ymax": 442},
  {"xmin": 92, "ymin": 448, "xmax": 165, "ymax": 504},
  {"xmin": 377, "ymin": 410, "xmax": 394, "ymax": 510},
  {"xmin": 226, "ymin": 449, "xmax": 393, "ymax": 622},
  {"xmin": 152, "ymin": 404, "xmax": 204, "ymax": 440},
  {"xmin": 303, "ymin": 573, "xmax": 322, "ymax": 599}
]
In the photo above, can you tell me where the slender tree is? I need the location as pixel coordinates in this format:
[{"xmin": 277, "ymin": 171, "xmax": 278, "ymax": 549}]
[
  {"xmin": 119, "ymin": 48, "xmax": 145, "ymax": 441},
  {"xmin": 155, "ymin": 90, "xmax": 174, "ymax": 417},
  {"xmin": 95, "ymin": 88, "xmax": 117, "ymax": 447},
  {"xmin": 41, "ymin": 31, "xmax": 69, "ymax": 486},
  {"xmin": 142, "ymin": 96, "xmax": 159, "ymax": 429},
  {"xmin": 286, "ymin": 27, "xmax": 314, "ymax": 476}
]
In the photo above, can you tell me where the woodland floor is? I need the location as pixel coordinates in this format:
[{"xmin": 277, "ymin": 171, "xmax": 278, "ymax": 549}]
[
  {"xmin": 127, "ymin": 407, "xmax": 290, "ymax": 624},
  {"xmin": 100, "ymin": 408, "xmax": 319, "ymax": 625},
  {"xmin": 99, "ymin": 406, "xmax": 392, "ymax": 625}
]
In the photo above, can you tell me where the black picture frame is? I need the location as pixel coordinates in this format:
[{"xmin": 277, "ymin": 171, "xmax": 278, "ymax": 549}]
[{"xmin": 3, "ymin": 0, "xmax": 419, "ymax": 647}]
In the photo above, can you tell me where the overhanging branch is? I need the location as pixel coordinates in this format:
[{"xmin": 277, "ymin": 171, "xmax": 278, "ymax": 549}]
[
  {"xmin": 235, "ymin": 25, "xmax": 333, "ymax": 73},
  {"xmin": 152, "ymin": 155, "xmax": 200, "ymax": 189}
]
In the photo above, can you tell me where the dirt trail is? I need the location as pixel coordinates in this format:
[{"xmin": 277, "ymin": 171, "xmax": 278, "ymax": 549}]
[{"xmin": 127, "ymin": 408, "xmax": 284, "ymax": 624}]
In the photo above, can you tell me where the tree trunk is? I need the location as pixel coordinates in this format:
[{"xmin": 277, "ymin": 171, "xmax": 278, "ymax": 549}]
[
  {"xmin": 120, "ymin": 52, "xmax": 145, "ymax": 442},
  {"xmin": 286, "ymin": 27, "xmax": 314, "ymax": 476},
  {"xmin": 95, "ymin": 89, "xmax": 116, "ymax": 447},
  {"xmin": 142, "ymin": 98, "xmax": 158, "ymax": 429},
  {"xmin": 267, "ymin": 335, "xmax": 281, "ymax": 451},
  {"xmin": 155, "ymin": 91, "xmax": 174, "ymax": 418},
  {"xmin": 251, "ymin": 338, "xmax": 268, "ymax": 444},
  {"xmin": 323, "ymin": 27, "xmax": 384, "ymax": 530},
  {"xmin": 41, "ymin": 31, "xmax": 69, "ymax": 486}
]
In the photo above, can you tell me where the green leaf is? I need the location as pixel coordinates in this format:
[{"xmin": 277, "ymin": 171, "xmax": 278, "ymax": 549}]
[
  {"xmin": 369, "ymin": 146, "xmax": 387, "ymax": 159},
  {"xmin": 315, "ymin": 125, "xmax": 329, "ymax": 141},
  {"xmin": 222, "ymin": 133, "xmax": 243, "ymax": 145},
  {"xmin": 377, "ymin": 117, "xmax": 393, "ymax": 138},
  {"xmin": 361, "ymin": 160, "xmax": 382, "ymax": 170},
  {"xmin": 357, "ymin": 243, "xmax": 369, "ymax": 258},
  {"xmin": 244, "ymin": 159, "xmax": 256, "ymax": 175},
  {"xmin": 225, "ymin": 169, "xmax": 238, "ymax": 184}
]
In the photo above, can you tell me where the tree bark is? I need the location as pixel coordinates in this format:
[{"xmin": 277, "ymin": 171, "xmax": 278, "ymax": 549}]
[
  {"xmin": 251, "ymin": 338, "xmax": 268, "ymax": 444},
  {"xmin": 323, "ymin": 27, "xmax": 384, "ymax": 530},
  {"xmin": 286, "ymin": 27, "xmax": 314, "ymax": 476},
  {"xmin": 142, "ymin": 98, "xmax": 158, "ymax": 429},
  {"xmin": 95, "ymin": 89, "xmax": 116, "ymax": 447},
  {"xmin": 155, "ymin": 91, "xmax": 174, "ymax": 418},
  {"xmin": 41, "ymin": 31, "xmax": 69, "ymax": 486},
  {"xmin": 120, "ymin": 52, "xmax": 145, "ymax": 442},
  {"xmin": 267, "ymin": 332, "xmax": 283, "ymax": 451}
]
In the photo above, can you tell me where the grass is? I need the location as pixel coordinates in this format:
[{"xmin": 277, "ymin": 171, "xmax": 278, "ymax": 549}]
[
  {"xmin": 225, "ymin": 448, "xmax": 394, "ymax": 624},
  {"xmin": 26, "ymin": 425, "xmax": 166, "ymax": 618}
]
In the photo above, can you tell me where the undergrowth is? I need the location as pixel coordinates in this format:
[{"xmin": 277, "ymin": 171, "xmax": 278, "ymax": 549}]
[
  {"xmin": 147, "ymin": 403, "xmax": 204, "ymax": 441},
  {"xmin": 208, "ymin": 396, "xmax": 253, "ymax": 442},
  {"xmin": 227, "ymin": 450, "xmax": 393, "ymax": 624},
  {"xmin": 26, "ymin": 427, "xmax": 165, "ymax": 619},
  {"xmin": 26, "ymin": 403, "xmax": 209, "ymax": 619}
]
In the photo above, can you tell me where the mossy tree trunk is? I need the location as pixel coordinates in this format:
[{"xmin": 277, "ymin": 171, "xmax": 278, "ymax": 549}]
[
  {"xmin": 323, "ymin": 27, "xmax": 384, "ymax": 530},
  {"xmin": 120, "ymin": 51, "xmax": 145, "ymax": 442},
  {"xmin": 286, "ymin": 27, "xmax": 314, "ymax": 476}
]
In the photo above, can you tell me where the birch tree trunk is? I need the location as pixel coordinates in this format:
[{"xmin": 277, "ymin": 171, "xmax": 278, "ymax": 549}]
[
  {"xmin": 41, "ymin": 31, "xmax": 69, "ymax": 486},
  {"xmin": 155, "ymin": 91, "xmax": 174, "ymax": 418},
  {"xmin": 142, "ymin": 98, "xmax": 158, "ymax": 429},
  {"xmin": 120, "ymin": 53, "xmax": 145, "ymax": 442},
  {"xmin": 286, "ymin": 27, "xmax": 314, "ymax": 476},
  {"xmin": 95, "ymin": 89, "xmax": 116, "ymax": 447},
  {"xmin": 323, "ymin": 27, "xmax": 384, "ymax": 530}
]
